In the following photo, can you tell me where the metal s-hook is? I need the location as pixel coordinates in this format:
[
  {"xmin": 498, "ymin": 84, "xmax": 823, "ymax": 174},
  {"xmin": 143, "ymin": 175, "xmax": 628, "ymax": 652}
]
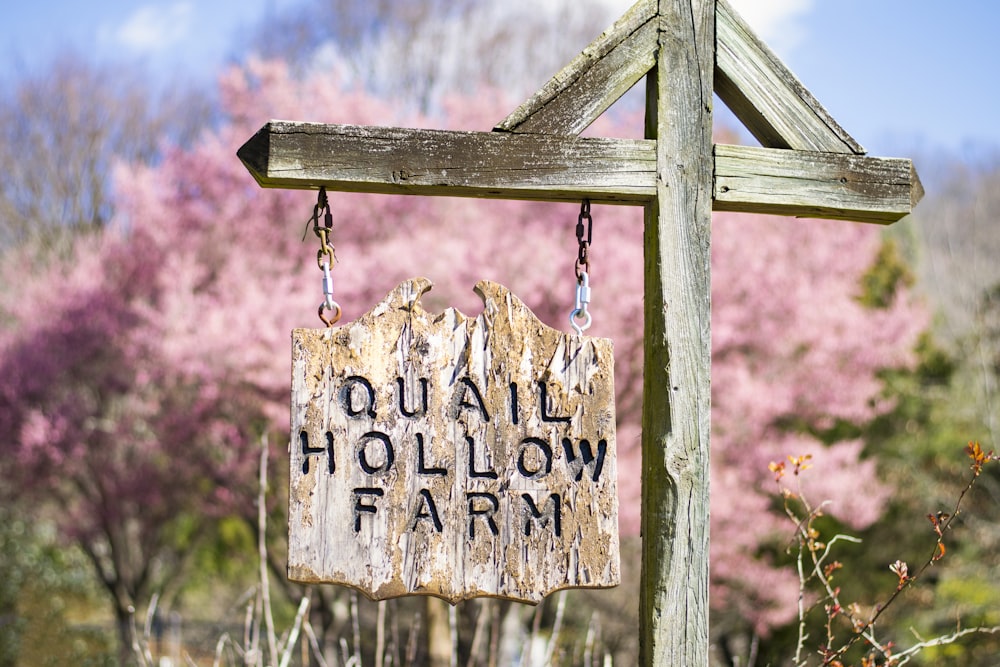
[
  {"xmin": 319, "ymin": 301, "xmax": 342, "ymax": 327},
  {"xmin": 309, "ymin": 187, "xmax": 342, "ymax": 327},
  {"xmin": 570, "ymin": 271, "xmax": 592, "ymax": 335},
  {"xmin": 318, "ymin": 255, "xmax": 342, "ymax": 326}
]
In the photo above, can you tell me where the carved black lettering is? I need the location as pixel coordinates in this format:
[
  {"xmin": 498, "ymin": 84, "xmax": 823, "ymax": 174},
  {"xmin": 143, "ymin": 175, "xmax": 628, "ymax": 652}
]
[
  {"xmin": 467, "ymin": 492, "xmax": 500, "ymax": 538},
  {"xmin": 467, "ymin": 435, "xmax": 498, "ymax": 479},
  {"xmin": 562, "ymin": 438, "xmax": 607, "ymax": 482},
  {"xmin": 300, "ymin": 430, "xmax": 325, "ymax": 475},
  {"xmin": 397, "ymin": 376, "xmax": 428, "ymax": 418},
  {"xmin": 451, "ymin": 377, "xmax": 490, "ymax": 422},
  {"xmin": 539, "ymin": 381, "xmax": 571, "ymax": 423},
  {"xmin": 411, "ymin": 489, "xmax": 443, "ymax": 532},
  {"xmin": 521, "ymin": 493, "xmax": 561, "ymax": 537},
  {"xmin": 353, "ymin": 488, "xmax": 384, "ymax": 531},
  {"xmin": 357, "ymin": 431, "xmax": 394, "ymax": 475},
  {"xmin": 325, "ymin": 431, "xmax": 335, "ymax": 474},
  {"xmin": 510, "ymin": 381, "xmax": 520, "ymax": 425},
  {"xmin": 516, "ymin": 437, "xmax": 553, "ymax": 479},
  {"xmin": 416, "ymin": 433, "xmax": 447, "ymax": 476},
  {"xmin": 341, "ymin": 376, "xmax": 377, "ymax": 418}
]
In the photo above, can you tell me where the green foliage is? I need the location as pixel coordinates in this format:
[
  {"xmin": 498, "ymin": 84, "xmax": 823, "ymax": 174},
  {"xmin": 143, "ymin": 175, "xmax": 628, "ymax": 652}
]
[
  {"xmin": 0, "ymin": 507, "xmax": 115, "ymax": 666},
  {"xmin": 199, "ymin": 517, "xmax": 257, "ymax": 578},
  {"xmin": 846, "ymin": 233, "xmax": 1000, "ymax": 665},
  {"xmin": 751, "ymin": 276, "xmax": 1000, "ymax": 666},
  {"xmin": 757, "ymin": 444, "xmax": 998, "ymax": 666},
  {"xmin": 14, "ymin": 583, "xmax": 115, "ymax": 667},
  {"xmin": 856, "ymin": 335, "xmax": 998, "ymax": 663},
  {"xmin": 937, "ymin": 574, "xmax": 1000, "ymax": 619},
  {"xmin": 857, "ymin": 238, "xmax": 916, "ymax": 309},
  {"xmin": 0, "ymin": 510, "xmax": 24, "ymax": 667}
]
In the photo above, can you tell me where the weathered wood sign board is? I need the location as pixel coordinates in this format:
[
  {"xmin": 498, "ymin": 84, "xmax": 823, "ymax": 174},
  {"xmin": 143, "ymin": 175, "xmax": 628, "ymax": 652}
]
[{"xmin": 289, "ymin": 278, "xmax": 620, "ymax": 603}]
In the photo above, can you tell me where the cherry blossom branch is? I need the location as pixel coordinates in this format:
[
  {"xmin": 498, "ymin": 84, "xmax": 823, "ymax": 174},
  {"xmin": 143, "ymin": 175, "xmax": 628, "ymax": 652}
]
[{"xmin": 772, "ymin": 442, "xmax": 1000, "ymax": 666}]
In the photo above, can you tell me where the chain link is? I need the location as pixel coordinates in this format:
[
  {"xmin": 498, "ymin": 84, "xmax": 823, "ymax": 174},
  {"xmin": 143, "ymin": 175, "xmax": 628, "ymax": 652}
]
[
  {"xmin": 570, "ymin": 200, "xmax": 593, "ymax": 335},
  {"xmin": 574, "ymin": 199, "xmax": 592, "ymax": 281},
  {"xmin": 312, "ymin": 187, "xmax": 341, "ymax": 326}
]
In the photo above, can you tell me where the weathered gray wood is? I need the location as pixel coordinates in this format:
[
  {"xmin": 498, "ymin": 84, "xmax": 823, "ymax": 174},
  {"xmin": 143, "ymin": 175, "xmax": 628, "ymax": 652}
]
[
  {"xmin": 495, "ymin": 0, "xmax": 657, "ymax": 135},
  {"xmin": 715, "ymin": 144, "xmax": 923, "ymax": 224},
  {"xmin": 715, "ymin": 0, "xmax": 864, "ymax": 154},
  {"xmin": 239, "ymin": 121, "xmax": 920, "ymax": 222},
  {"xmin": 235, "ymin": 0, "xmax": 927, "ymax": 659},
  {"xmin": 237, "ymin": 121, "xmax": 655, "ymax": 204},
  {"xmin": 289, "ymin": 278, "xmax": 620, "ymax": 604},
  {"xmin": 639, "ymin": 0, "xmax": 713, "ymax": 664}
]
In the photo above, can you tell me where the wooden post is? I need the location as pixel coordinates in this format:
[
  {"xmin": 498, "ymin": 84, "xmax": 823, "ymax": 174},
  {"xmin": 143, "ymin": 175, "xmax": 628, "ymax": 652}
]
[
  {"xmin": 238, "ymin": 0, "xmax": 923, "ymax": 661},
  {"xmin": 640, "ymin": 0, "xmax": 713, "ymax": 663}
]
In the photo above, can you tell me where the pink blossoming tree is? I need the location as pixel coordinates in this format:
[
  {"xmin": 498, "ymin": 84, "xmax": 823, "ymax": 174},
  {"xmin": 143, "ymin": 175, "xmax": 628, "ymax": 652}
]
[{"xmin": 0, "ymin": 58, "xmax": 926, "ymax": 655}]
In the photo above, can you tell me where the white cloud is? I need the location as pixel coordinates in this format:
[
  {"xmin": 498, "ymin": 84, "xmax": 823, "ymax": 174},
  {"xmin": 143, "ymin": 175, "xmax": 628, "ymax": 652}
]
[
  {"xmin": 114, "ymin": 2, "xmax": 194, "ymax": 53},
  {"xmin": 311, "ymin": 0, "xmax": 817, "ymax": 113},
  {"xmin": 727, "ymin": 0, "xmax": 813, "ymax": 55},
  {"xmin": 588, "ymin": 0, "xmax": 812, "ymax": 56}
]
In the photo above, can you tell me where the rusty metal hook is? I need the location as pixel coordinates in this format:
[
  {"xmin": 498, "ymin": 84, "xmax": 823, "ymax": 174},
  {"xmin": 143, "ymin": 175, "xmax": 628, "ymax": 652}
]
[{"xmin": 319, "ymin": 300, "xmax": 342, "ymax": 327}]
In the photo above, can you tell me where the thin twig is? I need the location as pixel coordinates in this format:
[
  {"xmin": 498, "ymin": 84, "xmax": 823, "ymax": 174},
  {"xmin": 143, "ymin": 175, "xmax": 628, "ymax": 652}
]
[
  {"xmin": 376, "ymin": 599, "xmax": 387, "ymax": 667},
  {"xmin": 487, "ymin": 602, "xmax": 500, "ymax": 667},
  {"xmin": 279, "ymin": 596, "xmax": 311, "ymax": 667},
  {"xmin": 542, "ymin": 591, "xmax": 568, "ymax": 666},
  {"xmin": 405, "ymin": 609, "xmax": 422, "ymax": 667},
  {"xmin": 833, "ymin": 466, "xmax": 987, "ymax": 661},
  {"xmin": 258, "ymin": 434, "xmax": 279, "ymax": 667},
  {"xmin": 467, "ymin": 600, "xmax": 491, "ymax": 667},
  {"xmin": 583, "ymin": 615, "xmax": 596, "ymax": 667},
  {"xmin": 780, "ymin": 449, "xmax": 999, "ymax": 665},
  {"xmin": 391, "ymin": 599, "xmax": 402, "ymax": 667},
  {"xmin": 522, "ymin": 601, "xmax": 544, "ymax": 666},
  {"xmin": 340, "ymin": 637, "xmax": 352, "ymax": 667},
  {"xmin": 143, "ymin": 592, "xmax": 159, "ymax": 650},
  {"xmin": 246, "ymin": 593, "xmax": 259, "ymax": 665},
  {"xmin": 351, "ymin": 591, "xmax": 362, "ymax": 666},
  {"xmin": 130, "ymin": 603, "xmax": 155, "ymax": 667},
  {"xmin": 213, "ymin": 631, "xmax": 232, "ymax": 667},
  {"xmin": 302, "ymin": 617, "xmax": 331, "ymax": 667},
  {"xmin": 449, "ymin": 602, "xmax": 458, "ymax": 667},
  {"xmin": 893, "ymin": 625, "xmax": 1000, "ymax": 665}
]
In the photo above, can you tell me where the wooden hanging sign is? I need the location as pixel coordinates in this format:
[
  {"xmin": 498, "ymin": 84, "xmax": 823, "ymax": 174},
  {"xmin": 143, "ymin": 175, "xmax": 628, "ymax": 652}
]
[{"xmin": 289, "ymin": 278, "xmax": 620, "ymax": 603}]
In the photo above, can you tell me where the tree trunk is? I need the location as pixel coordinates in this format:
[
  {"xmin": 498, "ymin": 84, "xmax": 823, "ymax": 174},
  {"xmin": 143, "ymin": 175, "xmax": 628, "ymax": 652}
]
[
  {"xmin": 114, "ymin": 601, "xmax": 135, "ymax": 666},
  {"xmin": 426, "ymin": 597, "xmax": 453, "ymax": 667}
]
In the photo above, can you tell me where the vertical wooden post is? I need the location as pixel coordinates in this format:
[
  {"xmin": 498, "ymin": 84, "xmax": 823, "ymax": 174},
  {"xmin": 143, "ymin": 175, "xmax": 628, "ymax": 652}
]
[{"xmin": 640, "ymin": 0, "xmax": 713, "ymax": 663}]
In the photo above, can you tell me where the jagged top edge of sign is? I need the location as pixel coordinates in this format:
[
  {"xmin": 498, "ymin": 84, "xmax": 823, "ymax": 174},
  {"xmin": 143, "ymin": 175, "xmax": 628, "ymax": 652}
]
[{"xmin": 302, "ymin": 276, "xmax": 610, "ymax": 343}]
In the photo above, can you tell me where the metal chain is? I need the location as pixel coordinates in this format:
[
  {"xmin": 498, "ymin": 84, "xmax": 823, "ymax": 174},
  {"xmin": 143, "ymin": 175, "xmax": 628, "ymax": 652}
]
[
  {"xmin": 312, "ymin": 187, "xmax": 342, "ymax": 326},
  {"xmin": 570, "ymin": 200, "xmax": 593, "ymax": 335},
  {"xmin": 574, "ymin": 199, "xmax": 592, "ymax": 280}
]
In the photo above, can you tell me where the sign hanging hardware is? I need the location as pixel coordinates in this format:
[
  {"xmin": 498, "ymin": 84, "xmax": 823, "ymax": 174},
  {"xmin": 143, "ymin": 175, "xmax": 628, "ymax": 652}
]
[
  {"xmin": 311, "ymin": 186, "xmax": 342, "ymax": 326},
  {"xmin": 570, "ymin": 199, "xmax": 593, "ymax": 335}
]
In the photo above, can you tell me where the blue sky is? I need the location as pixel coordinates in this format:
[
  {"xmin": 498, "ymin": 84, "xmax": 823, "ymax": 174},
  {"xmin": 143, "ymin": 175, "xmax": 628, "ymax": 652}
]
[
  {"xmin": 1, "ymin": 1, "xmax": 998, "ymax": 160},
  {"xmin": 0, "ymin": 0, "xmax": 274, "ymax": 81}
]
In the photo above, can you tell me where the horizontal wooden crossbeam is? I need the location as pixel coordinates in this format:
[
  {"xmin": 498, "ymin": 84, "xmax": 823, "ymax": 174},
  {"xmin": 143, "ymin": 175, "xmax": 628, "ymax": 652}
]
[
  {"xmin": 237, "ymin": 121, "xmax": 656, "ymax": 204},
  {"xmin": 238, "ymin": 121, "xmax": 921, "ymax": 223},
  {"xmin": 714, "ymin": 144, "xmax": 923, "ymax": 224}
]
